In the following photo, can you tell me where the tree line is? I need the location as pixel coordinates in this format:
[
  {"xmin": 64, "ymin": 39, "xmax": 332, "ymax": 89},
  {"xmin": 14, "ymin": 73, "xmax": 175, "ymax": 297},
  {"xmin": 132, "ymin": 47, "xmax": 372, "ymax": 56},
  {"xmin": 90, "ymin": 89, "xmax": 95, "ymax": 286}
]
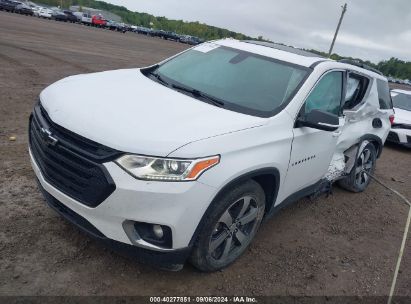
[
  {"xmin": 309, "ymin": 50, "xmax": 411, "ymax": 80},
  {"xmin": 37, "ymin": 0, "xmax": 411, "ymax": 79}
]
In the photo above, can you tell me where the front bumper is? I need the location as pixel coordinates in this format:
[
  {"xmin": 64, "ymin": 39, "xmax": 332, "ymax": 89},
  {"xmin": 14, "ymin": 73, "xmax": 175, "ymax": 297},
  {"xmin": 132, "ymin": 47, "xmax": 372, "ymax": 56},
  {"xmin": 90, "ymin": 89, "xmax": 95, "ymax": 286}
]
[
  {"xmin": 36, "ymin": 180, "xmax": 190, "ymax": 270},
  {"xmin": 30, "ymin": 148, "xmax": 218, "ymax": 268}
]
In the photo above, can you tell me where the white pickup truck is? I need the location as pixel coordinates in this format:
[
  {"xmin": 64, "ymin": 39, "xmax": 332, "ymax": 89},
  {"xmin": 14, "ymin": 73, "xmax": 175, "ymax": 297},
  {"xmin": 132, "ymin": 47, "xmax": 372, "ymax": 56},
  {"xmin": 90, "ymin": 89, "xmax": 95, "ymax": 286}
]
[{"xmin": 80, "ymin": 12, "xmax": 92, "ymax": 25}]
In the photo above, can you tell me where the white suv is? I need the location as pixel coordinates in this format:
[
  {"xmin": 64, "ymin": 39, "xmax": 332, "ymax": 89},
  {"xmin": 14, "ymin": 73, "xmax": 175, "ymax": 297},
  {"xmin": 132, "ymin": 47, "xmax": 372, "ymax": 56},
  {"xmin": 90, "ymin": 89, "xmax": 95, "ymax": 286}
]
[
  {"xmin": 388, "ymin": 89, "xmax": 411, "ymax": 147},
  {"xmin": 29, "ymin": 39, "xmax": 394, "ymax": 271}
]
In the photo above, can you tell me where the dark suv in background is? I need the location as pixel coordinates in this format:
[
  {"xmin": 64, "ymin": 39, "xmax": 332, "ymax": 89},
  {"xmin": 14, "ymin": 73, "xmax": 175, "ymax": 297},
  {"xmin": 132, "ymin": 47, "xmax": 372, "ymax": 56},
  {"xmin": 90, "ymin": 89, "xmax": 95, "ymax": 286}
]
[
  {"xmin": 15, "ymin": 3, "xmax": 33, "ymax": 15},
  {"xmin": 0, "ymin": 0, "xmax": 19, "ymax": 12},
  {"xmin": 63, "ymin": 10, "xmax": 78, "ymax": 23}
]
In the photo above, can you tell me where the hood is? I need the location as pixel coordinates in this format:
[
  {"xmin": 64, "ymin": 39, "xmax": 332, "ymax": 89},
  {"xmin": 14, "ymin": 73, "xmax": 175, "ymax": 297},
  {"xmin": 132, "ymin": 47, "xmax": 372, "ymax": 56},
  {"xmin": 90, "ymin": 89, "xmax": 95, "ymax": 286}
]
[
  {"xmin": 40, "ymin": 69, "xmax": 266, "ymax": 157},
  {"xmin": 393, "ymin": 107, "xmax": 411, "ymax": 125}
]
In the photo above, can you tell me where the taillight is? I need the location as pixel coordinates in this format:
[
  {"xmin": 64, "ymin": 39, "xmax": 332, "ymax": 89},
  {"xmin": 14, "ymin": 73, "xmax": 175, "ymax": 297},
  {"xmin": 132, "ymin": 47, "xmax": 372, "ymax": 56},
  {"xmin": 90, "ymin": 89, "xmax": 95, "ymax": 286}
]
[{"xmin": 389, "ymin": 115, "xmax": 395, "ymax": 125}]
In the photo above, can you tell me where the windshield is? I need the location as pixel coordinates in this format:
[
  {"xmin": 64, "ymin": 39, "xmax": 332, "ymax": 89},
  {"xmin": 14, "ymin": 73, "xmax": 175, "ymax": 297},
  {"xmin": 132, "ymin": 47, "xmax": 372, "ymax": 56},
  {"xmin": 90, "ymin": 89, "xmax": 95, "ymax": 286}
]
[
  {"xmin": 153, "ymin": 44, "xmax": 309, "ymax": 117},
  {"xmin": 392, "ymin": 92, "xmax": 411, "ymax": 111}
]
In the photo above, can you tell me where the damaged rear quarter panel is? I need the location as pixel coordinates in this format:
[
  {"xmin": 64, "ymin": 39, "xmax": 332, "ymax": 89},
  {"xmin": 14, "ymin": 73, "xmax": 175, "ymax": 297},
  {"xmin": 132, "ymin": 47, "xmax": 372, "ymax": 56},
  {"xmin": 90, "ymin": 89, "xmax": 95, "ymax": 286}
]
[
  {"xmin": 327, "ymin": 72, "xmax": 392, "ymax": 181},
  {"xmin": 285, "ymin": 61, "xmax": 392, "ymax": 183},
  {"xmin": 337, "ymin": 77, "xmax": 391, "ymax": 153}
]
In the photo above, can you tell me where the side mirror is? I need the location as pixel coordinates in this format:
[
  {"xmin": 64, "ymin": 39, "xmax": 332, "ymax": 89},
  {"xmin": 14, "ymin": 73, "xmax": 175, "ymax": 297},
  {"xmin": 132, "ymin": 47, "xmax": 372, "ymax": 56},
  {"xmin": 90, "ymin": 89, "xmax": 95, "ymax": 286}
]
[{"xmin": 297, "ymin": 109, "xmax": 340, "ymax": 132}]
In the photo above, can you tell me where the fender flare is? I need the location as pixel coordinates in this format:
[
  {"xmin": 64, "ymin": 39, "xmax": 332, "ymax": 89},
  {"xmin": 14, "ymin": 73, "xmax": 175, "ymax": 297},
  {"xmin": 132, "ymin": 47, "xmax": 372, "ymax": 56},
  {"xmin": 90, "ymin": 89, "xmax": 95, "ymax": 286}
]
[{"xmin": 188, "ymin": 168, "xmax": 280, "ymax": 247}]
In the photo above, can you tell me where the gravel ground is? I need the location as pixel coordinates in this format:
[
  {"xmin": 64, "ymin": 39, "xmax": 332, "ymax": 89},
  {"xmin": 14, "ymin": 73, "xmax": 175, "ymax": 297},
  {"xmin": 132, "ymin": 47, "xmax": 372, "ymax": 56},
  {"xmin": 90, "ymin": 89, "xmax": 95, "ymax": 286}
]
[{"xmin": 0, "ymin": 11, "xmax": 410, "ymax": 297}]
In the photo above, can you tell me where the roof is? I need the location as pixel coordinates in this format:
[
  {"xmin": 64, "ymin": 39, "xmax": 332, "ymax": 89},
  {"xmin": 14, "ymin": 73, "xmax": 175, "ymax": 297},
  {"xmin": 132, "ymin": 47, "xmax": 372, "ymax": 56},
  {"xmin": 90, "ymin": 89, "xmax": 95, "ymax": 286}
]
[
  {"xmin": 212, "ymin": 40, "xmax": 387, "ymax": 80},
  {"xmin": 244, "ymin": 40, "xmax": 324, "ymax": 58},
  {"xmin": 214, "ymin": 39, "xmax": 327, "ymax": 68},
  {"xmin": 338, "ymin": 59, "xmax": 383, "ymax": 76}
]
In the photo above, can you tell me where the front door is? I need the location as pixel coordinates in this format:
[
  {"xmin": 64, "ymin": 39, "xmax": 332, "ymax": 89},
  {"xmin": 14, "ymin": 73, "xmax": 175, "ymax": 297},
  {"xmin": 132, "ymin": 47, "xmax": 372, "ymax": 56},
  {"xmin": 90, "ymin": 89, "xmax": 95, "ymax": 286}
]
[{"xmin": 282, "ymin": 70, "xmax": 345, "ymax": 198}]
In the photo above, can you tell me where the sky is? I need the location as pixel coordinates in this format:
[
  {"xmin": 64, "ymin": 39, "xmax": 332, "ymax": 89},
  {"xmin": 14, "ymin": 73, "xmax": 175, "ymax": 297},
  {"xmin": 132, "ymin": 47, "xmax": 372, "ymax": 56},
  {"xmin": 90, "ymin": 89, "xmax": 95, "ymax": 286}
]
[{"xmin": 106, "ymin": 0, "xmax": 411, "ymax": 63}]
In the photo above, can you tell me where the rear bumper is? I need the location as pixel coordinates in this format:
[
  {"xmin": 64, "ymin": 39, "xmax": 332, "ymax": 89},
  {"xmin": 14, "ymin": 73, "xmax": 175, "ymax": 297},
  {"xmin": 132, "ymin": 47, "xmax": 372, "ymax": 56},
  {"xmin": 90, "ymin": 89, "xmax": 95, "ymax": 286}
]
[
  {"xmin": 36, "ymin": 180, "xmax": 191, "ymax": 270},
  {"xmin": 387, "ymin": 129, "xmax": 411, "ymax": 147}
]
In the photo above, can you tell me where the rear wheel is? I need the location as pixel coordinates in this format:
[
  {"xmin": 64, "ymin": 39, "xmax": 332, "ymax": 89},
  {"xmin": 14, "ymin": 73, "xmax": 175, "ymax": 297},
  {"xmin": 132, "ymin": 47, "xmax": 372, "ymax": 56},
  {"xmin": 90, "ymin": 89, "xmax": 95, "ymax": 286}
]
[
  {"xmin": 338, "ymin": 143, "xmax": 376, "ymax": 192},
  {"xmin": 190, "ymin": 180, "xmax": 265, "ymax": 272}
]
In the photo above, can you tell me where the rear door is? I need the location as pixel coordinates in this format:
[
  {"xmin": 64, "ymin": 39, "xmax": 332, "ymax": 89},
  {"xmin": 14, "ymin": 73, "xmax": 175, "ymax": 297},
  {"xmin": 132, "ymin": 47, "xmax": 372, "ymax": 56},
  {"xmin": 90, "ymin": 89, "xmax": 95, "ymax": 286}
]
[{"xmin": 282, "ymin": 70, "xmax": 346, "ymax": 197}]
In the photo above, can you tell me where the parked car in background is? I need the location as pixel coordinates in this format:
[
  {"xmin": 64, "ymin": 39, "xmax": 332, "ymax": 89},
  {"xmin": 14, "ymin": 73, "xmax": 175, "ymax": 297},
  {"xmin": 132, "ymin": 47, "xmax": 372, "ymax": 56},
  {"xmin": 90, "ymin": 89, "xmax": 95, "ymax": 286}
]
[
  {"xmin": 135, "ymin": 26, "xmax": 153, "ymax": 35},
  {"xmin": 117, "ymin": 22, "xmax": 124, "ymax": 32},
  {"xmin": 72, "ymin": 11, "xmax": 83, "ymax": 22},
  {"xmin": 92, "ymin": 14, "xmax": 106, "ymax": 27},
  {"xmin": 15, "ymin": 2, "xmax": 33, "ymax": 15},
  {"xmin": 38, "ymin": 8, "xmax": 52, "ymax": 19},
  {"xmin": 180, "ymin": 35, "xmax": 203, "ymax": 45},
  {"xmin": 31, "ymin": 6, "xmax": 42, "ymax": 16},
  {"xmin": 388, "ymin": 89, "xmax": 411, "ymax": 147},
  {"xmin": 106, "ymin": 19, "xmax": 117, "ymax": 30},
  {"xmin": 179, "ymin": 35, "xmax": 190, "ymax": 43},
  {"xmin": 0, "ymin": 0, "xmax": 20, "ymax": 12},
  {"xmin": 151, "ymin": 29, "xmax": 165, "ymax": 38},
  {"xmin": 163, "ymin": 31, "xmax": 180, "ymax": 41},
  {"xmin": 30, "ymin": 40, "xmax": 394, "ymax": 271},
  {"xmin": 81, "ymin": 12, "xmax": 92, "ymax": 25},
  {"xmin": 106, "ymin": 20, "xmax": 127, "ymax": 33},
  {"xmin": 63, "ymin": 10, "xmax": 78, "ymax": 23},
  {"xmin": 122, "ymin": 23, "xmax": 133, "ymax": 32},
  {"xmin": 52, "ymin": 10, "xmax": 67, "ymax": 22},
  {"xmin": 151, "ymin": 29, "xmax": 179, "ymax": 40}
]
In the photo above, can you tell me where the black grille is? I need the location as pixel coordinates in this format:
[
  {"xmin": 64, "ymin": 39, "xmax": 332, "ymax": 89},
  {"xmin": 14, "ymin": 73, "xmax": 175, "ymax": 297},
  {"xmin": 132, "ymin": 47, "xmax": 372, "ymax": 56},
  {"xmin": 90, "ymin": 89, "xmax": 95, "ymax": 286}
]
[
  {"xmin": 387, "ymin": 131, "xmax": 400, "ymax": 143},
  {"xmin": 29, "ymin": 102, "xmax": 121, "ymax": 207},
  {"xmin": 407, "ymin": 135, "xmax": 411, "ymax": 144}
]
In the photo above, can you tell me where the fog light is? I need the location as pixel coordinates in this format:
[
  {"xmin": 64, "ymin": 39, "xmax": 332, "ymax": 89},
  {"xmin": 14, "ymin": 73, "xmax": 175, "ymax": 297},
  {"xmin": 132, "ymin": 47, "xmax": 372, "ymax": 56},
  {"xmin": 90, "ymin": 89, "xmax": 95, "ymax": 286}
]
[
  {"xmin": 125, "ymin": 221, "xmax": 173, "ymax": 249},
  {"xmin": 152, "ymin": 224, "xmax": 164, "ymax": 239}
]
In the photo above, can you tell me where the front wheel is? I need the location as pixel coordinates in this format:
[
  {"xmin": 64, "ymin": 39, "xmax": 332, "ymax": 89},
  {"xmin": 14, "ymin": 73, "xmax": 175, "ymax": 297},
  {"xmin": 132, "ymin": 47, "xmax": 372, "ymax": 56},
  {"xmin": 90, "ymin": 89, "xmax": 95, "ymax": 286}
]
[
  {"xmin": 338, "ymin": 142, "xmax": 377, "ymax": 192},
  {"xmin": 190, "ymin": 180, "xmax": 265, "ymax": 272}
]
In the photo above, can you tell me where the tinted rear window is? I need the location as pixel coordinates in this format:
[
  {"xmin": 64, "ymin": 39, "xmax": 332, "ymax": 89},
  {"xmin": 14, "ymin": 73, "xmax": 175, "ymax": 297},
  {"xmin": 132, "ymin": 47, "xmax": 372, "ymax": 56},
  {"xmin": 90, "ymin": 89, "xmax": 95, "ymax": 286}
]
[{"xmin": 377, "ymin": 79, "xmax": 393, "ymax": 109}]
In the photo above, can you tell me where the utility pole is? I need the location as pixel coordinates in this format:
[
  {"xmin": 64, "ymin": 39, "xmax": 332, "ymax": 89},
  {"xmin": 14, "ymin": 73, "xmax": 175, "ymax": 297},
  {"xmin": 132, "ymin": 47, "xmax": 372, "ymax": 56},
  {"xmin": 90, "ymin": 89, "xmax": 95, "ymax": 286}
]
[{"xmin": 328, "ymin": 3, "xmax": 348, "ymax": 57}]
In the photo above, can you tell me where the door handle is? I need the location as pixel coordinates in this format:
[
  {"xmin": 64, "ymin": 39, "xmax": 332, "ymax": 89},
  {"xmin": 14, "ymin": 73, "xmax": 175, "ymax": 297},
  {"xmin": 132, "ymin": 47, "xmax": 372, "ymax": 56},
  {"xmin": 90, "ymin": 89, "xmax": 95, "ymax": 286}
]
[{"xmin": 332, "ymin": 130, "xmax": 342, "ymax": 137}]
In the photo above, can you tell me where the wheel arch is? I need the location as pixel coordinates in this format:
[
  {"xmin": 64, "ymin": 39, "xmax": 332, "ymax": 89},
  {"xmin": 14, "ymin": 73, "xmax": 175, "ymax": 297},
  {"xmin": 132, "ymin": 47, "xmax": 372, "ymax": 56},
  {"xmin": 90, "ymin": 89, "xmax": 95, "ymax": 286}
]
[
  {"xmin": 358, "ymin": 134, "xmax": 383, "ymax": 158},
  {"xmin": 188, "ymin": 168, "xmax": 280, "ymax": 247}
]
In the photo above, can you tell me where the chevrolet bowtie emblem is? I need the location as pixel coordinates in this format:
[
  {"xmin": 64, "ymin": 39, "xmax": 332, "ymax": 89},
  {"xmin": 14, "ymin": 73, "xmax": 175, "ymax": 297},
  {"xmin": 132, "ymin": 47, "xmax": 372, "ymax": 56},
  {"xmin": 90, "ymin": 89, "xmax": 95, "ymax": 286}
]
[{"xmin": 40, "ymin": 127, "xmax": 58, "ymax": 146}]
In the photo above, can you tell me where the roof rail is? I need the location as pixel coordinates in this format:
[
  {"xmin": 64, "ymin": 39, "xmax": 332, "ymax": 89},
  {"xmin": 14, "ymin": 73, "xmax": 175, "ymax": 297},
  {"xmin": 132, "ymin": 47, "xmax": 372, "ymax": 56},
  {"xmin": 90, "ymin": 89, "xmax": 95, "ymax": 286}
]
[
  {"xmin": 243, "ymin": 40, "xmax": 324, "ymax": 58},
  {"xmin": 339, "ymin": 59, "xmax": 383, "ymax": 76}
]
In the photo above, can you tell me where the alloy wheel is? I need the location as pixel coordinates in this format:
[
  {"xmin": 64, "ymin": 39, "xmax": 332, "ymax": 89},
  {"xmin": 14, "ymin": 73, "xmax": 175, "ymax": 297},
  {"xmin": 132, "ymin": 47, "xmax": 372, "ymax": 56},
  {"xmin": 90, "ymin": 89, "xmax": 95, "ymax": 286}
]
[
  {"xmin": 354, "ymin": 148, "xmax": 374, "ymax": 186},
  {"xmin": 208, "ymin": 195, "xmax": 262, "ymax": 262}
]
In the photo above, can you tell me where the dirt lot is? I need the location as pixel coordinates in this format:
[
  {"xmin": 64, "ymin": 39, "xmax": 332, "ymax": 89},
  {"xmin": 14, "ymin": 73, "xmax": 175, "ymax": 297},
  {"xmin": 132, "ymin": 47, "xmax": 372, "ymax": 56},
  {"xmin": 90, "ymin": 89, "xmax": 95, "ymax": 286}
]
[{"xmin": 0, "ymin": 11, "xmax": 410, "ymax": 297}]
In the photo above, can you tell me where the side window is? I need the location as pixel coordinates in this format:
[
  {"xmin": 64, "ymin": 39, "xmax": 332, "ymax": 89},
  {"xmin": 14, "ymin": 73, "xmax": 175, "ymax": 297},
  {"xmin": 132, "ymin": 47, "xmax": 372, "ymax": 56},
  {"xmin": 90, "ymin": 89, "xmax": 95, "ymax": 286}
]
[
  {"xmin": 305, "ymin": 71, "xmax": 343, "ymax": 115},
  {"xmin": 343, "ymin": 73, "xmax": 370, "ymax": 110},
  {"xmin": 377, "ymin": 79, "xmax": 393, "ymax": 109}
]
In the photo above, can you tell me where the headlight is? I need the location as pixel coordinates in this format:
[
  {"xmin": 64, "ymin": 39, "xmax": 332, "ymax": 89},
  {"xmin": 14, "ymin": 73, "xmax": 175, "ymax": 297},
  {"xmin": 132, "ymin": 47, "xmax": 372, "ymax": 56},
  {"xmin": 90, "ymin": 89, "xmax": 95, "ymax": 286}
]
[{"xmin": 115, "ymin": 154, "xmax": 220, "ymax": 181}]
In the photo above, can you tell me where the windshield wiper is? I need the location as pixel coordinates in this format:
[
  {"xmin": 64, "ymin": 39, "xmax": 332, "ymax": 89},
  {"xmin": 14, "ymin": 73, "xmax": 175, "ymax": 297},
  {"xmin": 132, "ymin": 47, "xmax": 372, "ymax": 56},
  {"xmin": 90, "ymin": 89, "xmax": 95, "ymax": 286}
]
[
  {"xmin": 150, "ymin": 71, "xmax": 169, "ymax": 86},
  {"xmin": 171, "ymin": 84, "xmax": 225, "ymax": 107},
  {"xmin": 143, "ymin": 65, "xmax": 225, "ymax": 107},
  {"xmin": 143, "ymin": 65, "xmax": 170, "ymax": 86}
]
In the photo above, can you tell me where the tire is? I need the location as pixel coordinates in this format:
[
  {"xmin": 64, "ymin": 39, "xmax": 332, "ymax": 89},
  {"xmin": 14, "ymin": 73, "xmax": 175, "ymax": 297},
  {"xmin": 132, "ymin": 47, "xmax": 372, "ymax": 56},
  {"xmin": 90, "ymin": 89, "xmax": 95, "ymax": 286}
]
[
  {"xmin": 189, "ymin": 180, "xmax": 266, "ymax": 272},
  {"xmin": 338, "ymin": 142, "xmax": 377, "ymax": 192}
]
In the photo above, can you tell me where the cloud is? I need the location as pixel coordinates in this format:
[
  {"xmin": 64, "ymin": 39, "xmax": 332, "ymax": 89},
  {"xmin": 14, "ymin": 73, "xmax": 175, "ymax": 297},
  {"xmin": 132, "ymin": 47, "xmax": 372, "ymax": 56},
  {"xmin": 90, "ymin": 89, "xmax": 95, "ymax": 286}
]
[
  {"xmin": 311, "ymin": 31, "xmax": 398, "ymax": 52},
  {"xmin": 106, "ymin": 0, "xmax": 410, "ymax": 62}
]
